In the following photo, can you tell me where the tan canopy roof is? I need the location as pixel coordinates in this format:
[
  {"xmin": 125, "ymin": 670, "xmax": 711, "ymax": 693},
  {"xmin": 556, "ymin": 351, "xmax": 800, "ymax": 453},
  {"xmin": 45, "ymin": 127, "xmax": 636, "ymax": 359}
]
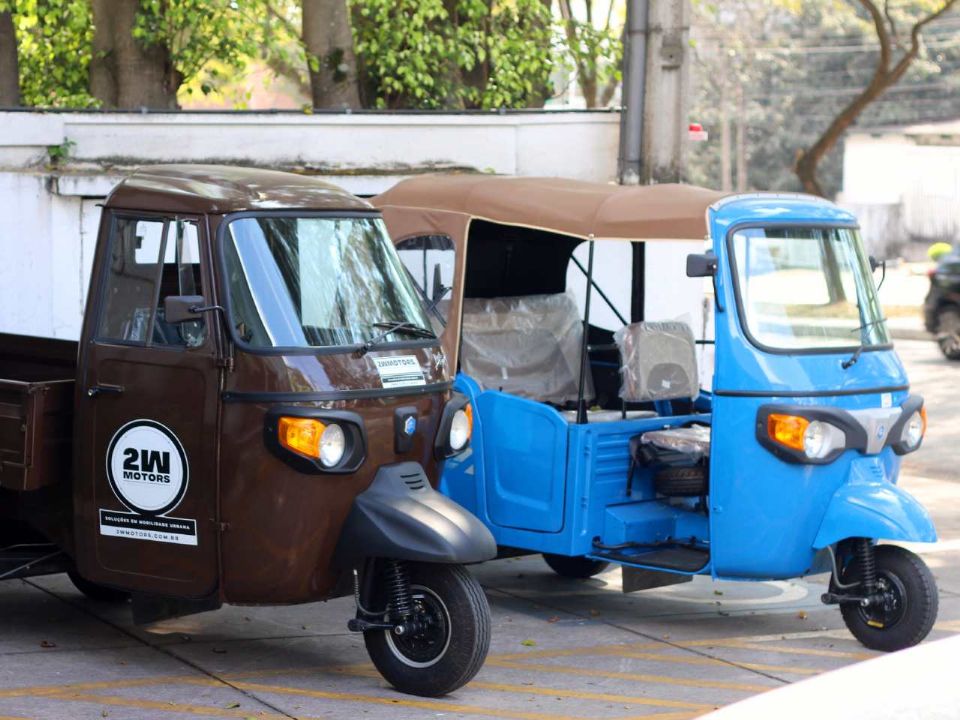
[{"xmin": 373, "ymin": 175, "xmax": 728, "ymax": 242}]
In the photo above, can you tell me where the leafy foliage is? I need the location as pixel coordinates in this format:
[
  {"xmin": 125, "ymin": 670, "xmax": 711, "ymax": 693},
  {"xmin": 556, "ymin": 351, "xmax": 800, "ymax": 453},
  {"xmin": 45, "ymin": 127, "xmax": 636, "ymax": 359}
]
[
  {"xmin": 350, "ymin": 0, "xmax": 554, "ymax": 109},
  {"xmin": 7, "ymin": 0, "xmax": 94, "ymax": 107},
  {"xmin": 133, "ymin": 0, "xmax": 272, "ymax": 98}
]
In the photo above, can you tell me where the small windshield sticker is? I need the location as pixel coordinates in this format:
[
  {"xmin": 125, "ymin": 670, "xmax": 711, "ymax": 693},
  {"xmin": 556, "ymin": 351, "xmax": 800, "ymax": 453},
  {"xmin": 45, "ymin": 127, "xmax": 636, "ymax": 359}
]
[
  {"xmin": 100, "ymin": 419, "xmax": 197, "ymax": 546},
  {"xmin": 881, "ymin": 393, "xmax": 892, "ymax": 409},
  {"xmin": 373, "ymin": 355, "xmax": 426, "ymax": 389}
]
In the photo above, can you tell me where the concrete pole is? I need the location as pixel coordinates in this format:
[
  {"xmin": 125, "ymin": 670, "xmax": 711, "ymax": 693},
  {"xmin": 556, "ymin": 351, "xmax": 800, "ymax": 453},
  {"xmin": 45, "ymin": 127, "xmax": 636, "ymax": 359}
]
[
  {"xmin": 640, "ymin": 0, "xmax": 691, "ymax": 184},
  {"xmin": 618, "ymin": 0, "xmax": 648, "ymax": 185}
]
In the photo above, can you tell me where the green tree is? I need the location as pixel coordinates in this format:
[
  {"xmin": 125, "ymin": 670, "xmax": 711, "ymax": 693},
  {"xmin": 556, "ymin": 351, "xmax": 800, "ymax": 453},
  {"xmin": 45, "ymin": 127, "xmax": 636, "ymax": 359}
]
[
  {"xmin": 795, "ymin": 0, "xmax": 959, "ymax": 196},
  {"xmin": 3, "ymin": 0, "xmax": 93, "ymax": 107},
  {"xmin": 90, "ymin": 0, "xmax": 277, "ymax": 109},
  {"xmin": 350, "ymin": 0, "xmax": 554, "ymax": 109},
  {"xmin": 557, "ymin": 0, "xmax": 622, "ymax": 108}
]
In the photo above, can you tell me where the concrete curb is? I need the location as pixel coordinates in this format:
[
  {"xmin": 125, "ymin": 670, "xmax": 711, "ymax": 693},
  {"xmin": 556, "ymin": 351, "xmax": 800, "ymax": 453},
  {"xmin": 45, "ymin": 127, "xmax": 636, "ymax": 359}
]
[{"xmin": 891, "ymin": 328, "xmax": 933, "ymax": 342}]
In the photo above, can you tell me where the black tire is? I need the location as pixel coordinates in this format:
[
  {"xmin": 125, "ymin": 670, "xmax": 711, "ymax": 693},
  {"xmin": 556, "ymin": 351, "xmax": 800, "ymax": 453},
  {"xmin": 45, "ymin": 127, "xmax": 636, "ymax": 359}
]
[
  {"xmin": 542, "ymin": 554, "xmax": 610, "ymax": 579},
  {"xmin": 67, "ymin": 570, "xmax": 130, "ymax": 603},
  {"xmin": 936, "ymin": 307, "xmax": 960, "ymax": 360},
  {"xmin": 654, "ymin": 466, "xmax": 707, "ymax": 496},
  {"xmin": 365, "ymin": 562, "xmax": 490, "ymax": 697},
  {"xmin": 840, "ymin": 545, "xmax": 938, "ymax": 652}
]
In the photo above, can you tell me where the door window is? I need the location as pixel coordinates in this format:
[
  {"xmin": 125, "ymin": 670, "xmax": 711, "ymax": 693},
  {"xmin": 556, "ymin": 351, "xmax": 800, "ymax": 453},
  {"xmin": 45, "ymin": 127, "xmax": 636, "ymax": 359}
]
[
  {"xmin": 396, "ymin": 235, "xmax": 455, "ymax": 333},
  {"xmin": 97, "ymin": 217, "xmax": 206, "ymax": 348}
]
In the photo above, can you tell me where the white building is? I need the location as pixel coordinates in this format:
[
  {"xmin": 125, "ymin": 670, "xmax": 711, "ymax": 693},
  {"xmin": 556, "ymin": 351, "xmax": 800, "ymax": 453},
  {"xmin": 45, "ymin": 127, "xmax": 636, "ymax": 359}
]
[{"xmin": 840, "ymin": 118, "xmax": 960, "ymax": 259}]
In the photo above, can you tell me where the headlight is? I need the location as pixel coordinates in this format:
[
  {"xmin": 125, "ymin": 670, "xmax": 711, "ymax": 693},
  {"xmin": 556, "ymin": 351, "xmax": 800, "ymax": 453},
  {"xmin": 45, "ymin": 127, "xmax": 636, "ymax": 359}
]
[
  {"xmin": 319, "ymin": 423, "xmax": 346, "ymax": 467},
  {"xmin": 449, "ymin": 406, "xmax": 473, "ymax": 451},
  {"xmin": 900, "ymin": 408, "xmax": 926, "ymax": 452},
  {"xmin": 268, "ymin": 411, "xmax": 365, "ymax": 473},
  {"xmin": 766, "ymin": 413, "xmax": 846, "ymax": 463},
  {"xmin": 435, "ymin": 395, "xmax": 472, "ymax": 459}
]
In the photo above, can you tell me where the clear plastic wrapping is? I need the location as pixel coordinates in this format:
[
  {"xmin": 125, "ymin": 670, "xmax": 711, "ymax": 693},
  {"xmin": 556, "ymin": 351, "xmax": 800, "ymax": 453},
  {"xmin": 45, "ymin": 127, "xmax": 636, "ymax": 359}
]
[
  {"xmin": 641, "ymin": 424, "xmax": 711, "ymax": 461},
  {"xmin": 460, "ymin": 291, "xmax": 594, "ymax": 404},
  {"xmin": 614, "ymin": 321, "xmax": 699, "ymax": 402}
]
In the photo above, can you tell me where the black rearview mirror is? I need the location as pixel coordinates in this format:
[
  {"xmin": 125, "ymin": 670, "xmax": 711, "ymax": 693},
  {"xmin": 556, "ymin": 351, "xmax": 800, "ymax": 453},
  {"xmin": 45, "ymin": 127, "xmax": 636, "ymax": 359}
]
[
  {"xmin": 869, "ymin": 256, "xmax": 887, "ymax": 291},
  {"xmin": 164, "ymin": 295, "xmax": 205, "ymax": 324},
  {"xmin": 686, "ymin": 253, "xmax": 717, "ymax": 278}
]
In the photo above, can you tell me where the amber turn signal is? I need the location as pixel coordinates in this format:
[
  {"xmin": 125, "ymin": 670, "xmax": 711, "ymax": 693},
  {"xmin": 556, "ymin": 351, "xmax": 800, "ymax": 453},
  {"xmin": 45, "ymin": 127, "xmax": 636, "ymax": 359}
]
[
  {"xmin": 767, "ymin": 413, "xmax": 810, "ymax": 452},
  {"xmin": 278, "ymin": 416, "xmax": 326, "ymax": 459}
]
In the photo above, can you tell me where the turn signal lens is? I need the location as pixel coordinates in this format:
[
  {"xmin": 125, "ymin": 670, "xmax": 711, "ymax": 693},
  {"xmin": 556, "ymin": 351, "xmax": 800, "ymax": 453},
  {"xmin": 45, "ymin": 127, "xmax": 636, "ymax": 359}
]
[
  {"xmin": 767, "ymin": 414, "xmax": 809, "ymax": 451},
  {"xmin": 449, "ymin": 405, "xmax": 473, "ymax": 451},
  {"xmin": 278, "ymin": 417, "xmax": 325, "ymax": 459}
]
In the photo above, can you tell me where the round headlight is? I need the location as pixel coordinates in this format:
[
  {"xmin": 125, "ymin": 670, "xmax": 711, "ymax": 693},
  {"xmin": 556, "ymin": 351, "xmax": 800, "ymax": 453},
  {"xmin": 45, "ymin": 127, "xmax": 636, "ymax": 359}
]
[
  {"xmin": 901, "ymin": 411, "xmax": 924, "ymax": 451},
  {"xmin": 449, "ymin": 408, "xmax": 472, "ymax": 451},
  {"xmin": 319, "ymin": 423, "xmax": 346, "ymax": 467},
  {"xmin": 803, "ymin": 420, "xmax": 828, "ymax": 459}
]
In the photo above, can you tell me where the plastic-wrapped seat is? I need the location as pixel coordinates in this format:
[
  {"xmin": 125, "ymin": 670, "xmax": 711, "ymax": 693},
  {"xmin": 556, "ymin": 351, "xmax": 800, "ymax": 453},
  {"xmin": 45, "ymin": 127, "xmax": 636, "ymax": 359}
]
[
  {"xmin": 615, "ymin": 321, "xmax": 710, "ymax": 497},
  {"xmin": 460, "ymin": 292, "xmax": 594, "ymax": 405}
]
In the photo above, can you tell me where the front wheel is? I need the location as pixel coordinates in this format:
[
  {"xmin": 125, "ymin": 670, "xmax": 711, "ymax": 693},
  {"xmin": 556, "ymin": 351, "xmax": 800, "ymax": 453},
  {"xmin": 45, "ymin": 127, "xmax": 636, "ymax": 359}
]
[
  {"xmin": 543, "ymin": 553, "xmax": 610, "ymax": 579},
  {"xmin": 936, "ymin": 307, "xmax": 960, "ymax": 360},
  {"xmin": 365, "ymin": 562, "xmax": 490, "ymax": 697},
  {"xmin": 840, "ymin": 544, "xmax": 938, "ymax": 652}
]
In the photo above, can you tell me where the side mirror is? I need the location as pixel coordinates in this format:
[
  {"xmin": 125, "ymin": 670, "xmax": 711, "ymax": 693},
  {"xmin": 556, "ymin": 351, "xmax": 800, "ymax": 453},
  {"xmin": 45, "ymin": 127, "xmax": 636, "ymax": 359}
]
[
  {"xmin": 431, "ymin": 263, "xmax": 447, "ymax": 303},
  {"xmin": 164, "ymin": 295, "xmax": 205, "ymax": 324},
  {"xmin": 686, "ymin": 253, "xmax": 717, "ymax": 278},
  {"xmin": 869, "ymin": 256, "xmax": 887, "ymax": 291}
]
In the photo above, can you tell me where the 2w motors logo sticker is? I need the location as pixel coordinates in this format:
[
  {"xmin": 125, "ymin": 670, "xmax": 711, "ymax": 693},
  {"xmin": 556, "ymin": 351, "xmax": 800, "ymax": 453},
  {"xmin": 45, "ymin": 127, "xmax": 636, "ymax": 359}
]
[{"xmin": 100, "ymin": 420, "xmax": 197, "ymax": 546}]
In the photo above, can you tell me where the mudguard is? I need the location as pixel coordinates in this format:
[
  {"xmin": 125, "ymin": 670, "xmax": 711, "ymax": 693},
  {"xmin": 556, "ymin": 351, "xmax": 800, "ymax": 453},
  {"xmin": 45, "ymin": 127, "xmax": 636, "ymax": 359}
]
[
  {"xmin": 334, "ymin": 462, "xmax": 496, "ymax": 566},
  {"xmin": 813, "ymin": 479, "xmax": 937, "ymax": 550}
]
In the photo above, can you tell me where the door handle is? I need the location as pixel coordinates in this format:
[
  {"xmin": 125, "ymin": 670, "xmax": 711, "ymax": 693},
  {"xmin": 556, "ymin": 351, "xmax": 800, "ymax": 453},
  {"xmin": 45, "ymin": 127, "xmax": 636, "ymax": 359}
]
[{"xmin": 87, "ymin": 384, "xmax": 124, "ymax": 398}]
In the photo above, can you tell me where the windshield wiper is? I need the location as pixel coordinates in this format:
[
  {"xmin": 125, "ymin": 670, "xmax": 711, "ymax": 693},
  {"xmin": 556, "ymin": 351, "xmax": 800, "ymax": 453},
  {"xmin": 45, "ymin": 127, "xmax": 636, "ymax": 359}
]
[
  {"xmin": 841, "ymin": 344, "xmax": 864, "ymax": 370},
  {"xmin": 357, "ymin": 321, "xmax": 436, "ymax": 356},
  {"xmin": 842, "ymin": 317, "xmax": 887, "ymax": 369},
  {"xmin": 849, "ymin": 317, "xmax": 888, "ymax": 334}
]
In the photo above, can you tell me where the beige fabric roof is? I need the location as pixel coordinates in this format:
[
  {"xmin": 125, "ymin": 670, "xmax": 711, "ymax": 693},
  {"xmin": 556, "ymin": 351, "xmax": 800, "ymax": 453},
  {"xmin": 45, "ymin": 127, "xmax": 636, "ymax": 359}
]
[{"xmin": 373, "ymin": 175, "xmax": 728, "ymax": 241}]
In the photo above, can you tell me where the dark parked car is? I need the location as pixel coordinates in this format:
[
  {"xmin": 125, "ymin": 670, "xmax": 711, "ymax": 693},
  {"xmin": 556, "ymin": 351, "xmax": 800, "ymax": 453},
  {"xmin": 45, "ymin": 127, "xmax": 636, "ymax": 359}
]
[{"xmin": 924, "ymin": 252, "xmax": 960, "ymax": 359}]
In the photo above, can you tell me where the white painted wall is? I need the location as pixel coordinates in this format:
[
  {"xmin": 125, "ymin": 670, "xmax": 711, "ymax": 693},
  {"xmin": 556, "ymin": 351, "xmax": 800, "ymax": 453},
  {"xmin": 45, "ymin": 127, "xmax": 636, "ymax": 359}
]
[
  {"xmin": 841, "ymin": 122, "xmax": 960, "ymax": 255},
  {"xmin": 0, "ymin": 110, "xmax": 701, "ymax": 349}
]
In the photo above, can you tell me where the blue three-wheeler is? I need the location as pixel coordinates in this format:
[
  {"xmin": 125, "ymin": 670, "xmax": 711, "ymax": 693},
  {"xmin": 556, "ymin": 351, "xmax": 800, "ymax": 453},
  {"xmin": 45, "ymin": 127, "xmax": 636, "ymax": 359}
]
[{"xmin": 375, "ymin": 175, "xmax": 938, "ymax": 651}]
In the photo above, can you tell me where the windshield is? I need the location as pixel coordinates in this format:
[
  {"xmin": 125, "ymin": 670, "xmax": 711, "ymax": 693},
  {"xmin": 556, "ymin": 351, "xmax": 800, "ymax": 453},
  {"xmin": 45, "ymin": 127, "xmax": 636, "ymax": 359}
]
[
  {"xmin": 730, "ymin": 226, "xmax": 889, "ymax": 351},
  {"xmin": 224, "ymin": 215, "xmax": 433, "ymax": 349}
]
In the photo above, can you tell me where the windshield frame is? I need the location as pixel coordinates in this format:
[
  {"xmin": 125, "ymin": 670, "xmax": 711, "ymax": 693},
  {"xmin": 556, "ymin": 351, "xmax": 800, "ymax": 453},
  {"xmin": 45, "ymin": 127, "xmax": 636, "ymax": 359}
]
[
  {"xmin": 725, "ymin": 221, "xmax": 893, "ymax": 356},
  {"xmin": 217, "ymin": 210, "xmax": 440, "ymax": 356}
]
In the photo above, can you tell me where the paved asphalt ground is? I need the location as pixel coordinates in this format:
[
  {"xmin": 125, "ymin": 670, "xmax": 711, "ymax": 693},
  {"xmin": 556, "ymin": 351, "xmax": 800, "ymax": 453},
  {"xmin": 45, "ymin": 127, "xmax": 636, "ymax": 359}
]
[{"xmin": 1, "ymin": 339, "xmax": 958, "ymax": 720}]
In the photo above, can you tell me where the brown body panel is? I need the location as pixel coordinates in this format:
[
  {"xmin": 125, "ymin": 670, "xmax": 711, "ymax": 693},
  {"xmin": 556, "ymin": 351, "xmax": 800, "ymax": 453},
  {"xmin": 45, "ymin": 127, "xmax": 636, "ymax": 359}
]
[{"xmin": 1, "ymin": 165, "xmax": 457, "ymax": 608}]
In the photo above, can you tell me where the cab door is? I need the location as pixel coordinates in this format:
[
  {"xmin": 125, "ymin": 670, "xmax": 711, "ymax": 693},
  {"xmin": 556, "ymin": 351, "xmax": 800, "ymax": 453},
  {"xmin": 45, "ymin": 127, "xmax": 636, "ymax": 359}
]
[{"xmin": 75, "ymin": 212, "xmax": 219, "ymax": 597}]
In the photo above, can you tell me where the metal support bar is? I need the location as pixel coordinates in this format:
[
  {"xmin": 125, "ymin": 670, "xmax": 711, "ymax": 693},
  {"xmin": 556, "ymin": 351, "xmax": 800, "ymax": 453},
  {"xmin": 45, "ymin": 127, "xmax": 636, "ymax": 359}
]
[
  {"xmin": 570, "ymin": 255, "xmax": 629, "ymax": 327},
  {"xmin": 576, "ymin": 241, "xmax": 596, "ymax": 424}
]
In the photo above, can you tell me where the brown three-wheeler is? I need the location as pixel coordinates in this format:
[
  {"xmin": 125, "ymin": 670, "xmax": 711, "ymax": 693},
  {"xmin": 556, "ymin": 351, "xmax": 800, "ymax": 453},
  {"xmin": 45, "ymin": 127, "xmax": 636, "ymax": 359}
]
[{"xmin": 0, "ymin": 165, "xmax": 495, "ymax": 697}]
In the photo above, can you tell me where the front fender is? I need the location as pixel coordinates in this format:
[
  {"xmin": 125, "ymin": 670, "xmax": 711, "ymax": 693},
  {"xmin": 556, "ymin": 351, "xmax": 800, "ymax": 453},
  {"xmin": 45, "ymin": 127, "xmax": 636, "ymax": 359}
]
[
  {"xmin": 334, "ymin": 462, "xmax": 496, "ymax": 567},
  {"xmin": 813, "ymin": 479, "xmax": 937, "ymax": 549}
]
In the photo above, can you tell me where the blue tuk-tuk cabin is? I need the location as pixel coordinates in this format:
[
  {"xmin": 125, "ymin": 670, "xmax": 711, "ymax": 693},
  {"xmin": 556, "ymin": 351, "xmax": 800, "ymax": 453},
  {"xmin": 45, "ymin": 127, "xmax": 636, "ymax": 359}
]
[{"xmin": 375, "ymin": 176, "xmax": 939, "ymax": 652}]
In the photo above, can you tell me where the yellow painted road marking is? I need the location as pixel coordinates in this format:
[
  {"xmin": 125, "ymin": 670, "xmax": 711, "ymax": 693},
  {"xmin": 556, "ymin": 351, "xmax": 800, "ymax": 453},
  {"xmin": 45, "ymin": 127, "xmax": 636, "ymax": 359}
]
[
  {"xmin": 487, "ymin": 660, "xmax": 773, "ymax": 693},
  {"xmin": 935, "ymin": 619, "xmax": 960, "ymax": 632},
  {"xmin": 325, "ymin": 664, "xmax": 714, "ymax": 711},
  {"xmin": 614, "ymin": 651, "xmax": 820, "ymax": 676},
  {"xmin": 704, "ymin": 641, "xmax": 874, "ymax": 660},
  {"xmin": 233, "ymin": 679, "xmax": 625, "ymax": 720},
  {"xmin": 46, "ymin": 692, "xmax": 309, "ymax": 719}
]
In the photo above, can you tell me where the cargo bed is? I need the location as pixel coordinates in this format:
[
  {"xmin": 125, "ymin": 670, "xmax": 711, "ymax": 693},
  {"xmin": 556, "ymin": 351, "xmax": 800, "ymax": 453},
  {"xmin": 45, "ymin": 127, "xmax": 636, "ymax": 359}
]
[{"xmin": 0, "ymin": 334, "xmax": 76, "ymax": 492}]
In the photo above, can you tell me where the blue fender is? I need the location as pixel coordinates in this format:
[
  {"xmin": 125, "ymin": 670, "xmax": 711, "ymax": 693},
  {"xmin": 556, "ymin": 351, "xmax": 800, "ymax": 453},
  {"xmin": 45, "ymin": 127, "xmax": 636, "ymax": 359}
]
[{"xmin": 813, "ymin": 480, "xmax": 937, "ymax": 549}]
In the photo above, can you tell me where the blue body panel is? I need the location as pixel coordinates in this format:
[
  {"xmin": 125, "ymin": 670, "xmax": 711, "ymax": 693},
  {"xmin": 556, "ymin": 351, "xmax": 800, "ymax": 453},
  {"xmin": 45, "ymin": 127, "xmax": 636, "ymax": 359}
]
[{"xmin": 439, "ymin": 193, "xmax": 936, "ymax": 583}]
